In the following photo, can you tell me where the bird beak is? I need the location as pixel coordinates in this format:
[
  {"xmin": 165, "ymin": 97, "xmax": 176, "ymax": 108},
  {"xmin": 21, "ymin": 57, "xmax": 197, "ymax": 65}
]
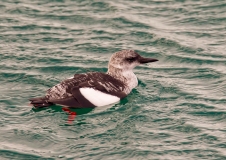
[{"xmin": 139, "ymin": 57, "xmax": 158, "ymax": 64}]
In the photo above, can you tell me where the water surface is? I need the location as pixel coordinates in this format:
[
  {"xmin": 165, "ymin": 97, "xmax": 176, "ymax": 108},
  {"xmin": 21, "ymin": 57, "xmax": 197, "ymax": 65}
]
[{"xmin": 0, "ymin": 0, "xmax": 226, "ymax": 159}]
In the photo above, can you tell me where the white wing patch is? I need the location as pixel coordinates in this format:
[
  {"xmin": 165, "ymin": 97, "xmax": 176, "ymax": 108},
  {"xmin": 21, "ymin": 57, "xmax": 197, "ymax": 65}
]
[{"xmin": 79, "ymin": 88, "xmax": 120, "ymax": 107}]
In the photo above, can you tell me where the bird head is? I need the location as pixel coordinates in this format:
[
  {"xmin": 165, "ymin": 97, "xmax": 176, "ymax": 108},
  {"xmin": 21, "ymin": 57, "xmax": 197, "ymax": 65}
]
[{"xmin": 108, "ymin": 50, "xmax": 158, "ymax": 71}]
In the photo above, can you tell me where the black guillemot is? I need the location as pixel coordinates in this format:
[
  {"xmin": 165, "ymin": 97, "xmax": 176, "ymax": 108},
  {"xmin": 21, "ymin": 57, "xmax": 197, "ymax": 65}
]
[{"xmin": 29, "ymin": 50, "xmax": 158, "ymax": 108}]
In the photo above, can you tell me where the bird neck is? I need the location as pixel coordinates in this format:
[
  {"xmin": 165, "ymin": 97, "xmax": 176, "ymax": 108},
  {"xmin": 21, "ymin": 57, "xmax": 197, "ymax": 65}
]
[{"xmin": 107, "ymin": 65, "xmax": 138, "ymax": 93}]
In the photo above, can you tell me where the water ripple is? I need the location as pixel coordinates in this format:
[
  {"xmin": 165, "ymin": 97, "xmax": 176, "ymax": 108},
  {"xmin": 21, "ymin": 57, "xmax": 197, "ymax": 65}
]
[{"xmin": 0, "ymin": 0, "xmax": 226, "ymax": 159}]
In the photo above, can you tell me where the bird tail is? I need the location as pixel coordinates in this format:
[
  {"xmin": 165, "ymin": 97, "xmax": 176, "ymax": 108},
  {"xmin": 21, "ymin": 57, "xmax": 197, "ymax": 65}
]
[{"xmin": 29, "ymin": 97, "xmax": 54, "ymax": 108}]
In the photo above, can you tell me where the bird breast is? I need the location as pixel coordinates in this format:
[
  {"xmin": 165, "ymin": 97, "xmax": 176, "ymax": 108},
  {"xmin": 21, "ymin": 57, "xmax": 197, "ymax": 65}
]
[{"xmin": 122, "ymin": 70, "xmax": 138, "ymax": 94}]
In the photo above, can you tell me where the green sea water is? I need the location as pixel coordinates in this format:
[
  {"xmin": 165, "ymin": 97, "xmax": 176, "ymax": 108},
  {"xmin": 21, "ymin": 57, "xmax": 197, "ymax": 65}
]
[{"xmin": 1, "ymin": 0, "xmax": 226, "ymax": 159}]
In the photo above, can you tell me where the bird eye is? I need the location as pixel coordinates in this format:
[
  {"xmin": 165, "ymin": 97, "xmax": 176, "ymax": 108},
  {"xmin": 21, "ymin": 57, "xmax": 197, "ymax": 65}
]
[{"xmin": 126, "ymin": 57, "xmax": 136, "ymax": 62}]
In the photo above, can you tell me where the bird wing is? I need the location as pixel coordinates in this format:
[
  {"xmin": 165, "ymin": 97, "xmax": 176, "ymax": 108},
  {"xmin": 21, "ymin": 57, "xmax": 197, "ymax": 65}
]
[{"xmin": 46, "ymin": 72, "xmax": 127, "ymax": 108}]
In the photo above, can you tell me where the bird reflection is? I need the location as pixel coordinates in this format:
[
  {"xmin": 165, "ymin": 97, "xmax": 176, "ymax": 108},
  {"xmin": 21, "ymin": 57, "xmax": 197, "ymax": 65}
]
[{"xmin": 31, "ymin": 105, "xmax": 93, "ymax": 124}]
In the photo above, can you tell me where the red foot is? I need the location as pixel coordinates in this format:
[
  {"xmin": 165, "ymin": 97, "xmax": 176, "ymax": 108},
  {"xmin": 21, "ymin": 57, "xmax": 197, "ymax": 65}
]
[
  {"xmin": 62, "ymin": 107, "xmax": 70, "ymax": 113},
  {"xmin": 62, "ymin": 107, "xmax": 77, "ymax": 124}
]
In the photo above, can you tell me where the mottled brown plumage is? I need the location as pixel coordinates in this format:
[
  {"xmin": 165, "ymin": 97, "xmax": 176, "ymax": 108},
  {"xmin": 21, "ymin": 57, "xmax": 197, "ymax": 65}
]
[{"xmin": 29, "ymin": 50, "xmax": 158, "ymax": 108}]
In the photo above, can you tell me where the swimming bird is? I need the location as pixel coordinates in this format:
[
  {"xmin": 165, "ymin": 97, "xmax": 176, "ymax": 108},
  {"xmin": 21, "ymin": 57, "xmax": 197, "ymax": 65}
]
[{"xmin": 29, "ymin": 50, "xmax": 158, "ymax": 108}]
